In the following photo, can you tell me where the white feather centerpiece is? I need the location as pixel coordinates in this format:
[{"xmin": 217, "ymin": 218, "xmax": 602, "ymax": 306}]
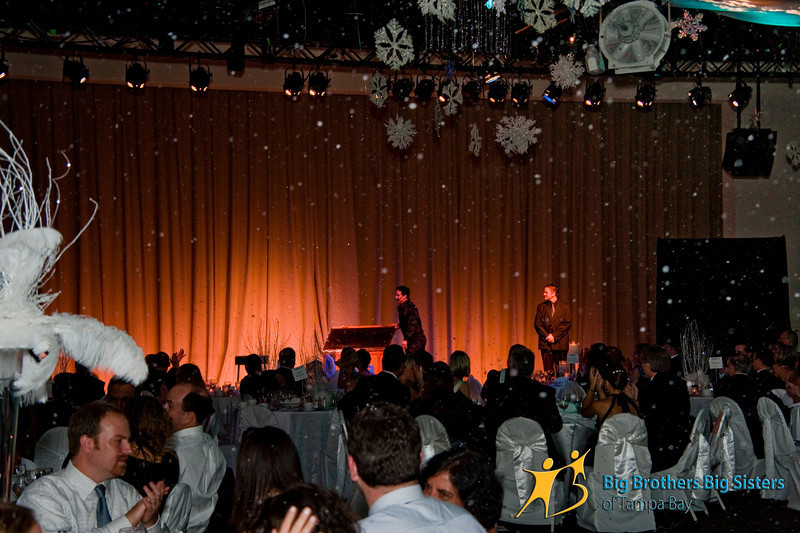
[{"xmin": 0, "ymin": 120, "xmax": 147, "ymax": 405}]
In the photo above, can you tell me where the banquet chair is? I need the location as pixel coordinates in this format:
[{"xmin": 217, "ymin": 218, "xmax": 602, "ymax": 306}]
[
  {"xmin": 787, "ymin": 449, "xmax": 800, "ymax": 511},
  {"xmin": 576, "ymin": 414, "xmax": 656, "ymax": 533},
  {"xmin": 324, "ymin": 408, "xmax": 355, "ymax": 499},
  {"xmin": 415, "ymin": 415, "xmax": 451, "ymax": 466},
  {"xmin": 34, "ymin": 426, "xmax": 69, "ymax": 472},
  {"xmin": 235, "ymin": 403, "xmax": 278, "ymax": 443},
  {"xmin": 757, "ymin": 397, "xmax": 794, "ymax": 500},
  {"xmin": 708, "ymin": 397, "xmax": 765, "ymax": 483},
  {"xmin": 161, "ymin": 482, "xmax": 191, "ymax": 533},
  {"xmin": 495, "ymin": 417, "xmax": 565, "ymax": 531},
  {"xmin": 650, "ymin": 408, "xmax": 714, "ymax": 520}
]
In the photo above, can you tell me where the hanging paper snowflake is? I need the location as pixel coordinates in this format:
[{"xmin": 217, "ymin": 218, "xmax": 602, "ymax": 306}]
[
  {"xmin": 671, "ymin": 11, "xmax": 707, "ymax": 41},
  {"xmin": 562, "ymin": 0, "xmax": 609, "ymax": 17},
  {"xmin": 469, "ymin": 123, "xmax": 482, "ymax": 156},
  {"xmin": 786, "ymin": 140, "xmax": 800, "ymax": 169},
  {"xmin": 386, "ymin": 115, "xmax": 417, "ymax": 150},
  {"xmin": 492, "ymin": 0, "xmax": 508, "ymax": 15},
  {"xmin": 418, "ymin": 0, "xmax": 456, "ymax": 22},
  {"xmin": 519, "ymin": 0, "xmax": 557, "ymax": 34},
  {"xmin": 369, "ymin": 71, "xmax": 389, "ymax": 108},
  {"xmin": 495, "ymin": 115, "xmax": 542, "ymax": 156},
  {"xmin": 550, "ymin": 54, "xmax": 584, "ymax": 89},
  {"xmin": 375, "ymin": 19, "xmax": 415, "ymax": 70},
  {"xmin": 434, "ymin": 103, "xmax": 445, "ymax": 137},
  {"xmin": 440, "ymin": 82, "xmax": 463, "ymax": 116}
]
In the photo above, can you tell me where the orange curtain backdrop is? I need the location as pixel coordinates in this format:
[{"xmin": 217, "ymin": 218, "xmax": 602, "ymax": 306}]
[{"xmin": 0, "ymin": 81, "xmax": 722, "ymax": 383}]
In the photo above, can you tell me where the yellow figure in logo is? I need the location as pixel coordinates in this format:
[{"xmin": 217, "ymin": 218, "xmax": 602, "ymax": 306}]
[{"xmin": 517, "ymin": 449, "xmax": 590, "ymax": 518}]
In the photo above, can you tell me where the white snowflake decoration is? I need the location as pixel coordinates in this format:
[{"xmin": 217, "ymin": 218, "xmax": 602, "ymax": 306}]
[
  {"xmin": 370, "ymin": 71, "xmax": 389, "ymax": 108},
  {"xmin": 550, "ymin": 54, "xmax": 584, "ymax": 88},
  {"xmin": 469, "ymin": 123, "xmax": 482, "ymax": 156},
  {"xmin": 787, "ymin": 140, "xmax": 800, "ymax": 169},
  {"xmin": 495, "ymin": 115, "xmax": 542, "ymax": 156},
  {"xmin": 493, "ymin": 0, "xmax": 508, "ymax": 15},
  {"xmin": 386, "ymin": 115, "xmax": 417, "ymax": 150},
  {"xmin": 418, "ymin": 0, "xmax": 456, "ymax": 22},
  {"xmin": 671, "ymin": 11, "xmax": 707, "ymax": 41},
  {"xmin": 440, "ymin": 81, "xmax": 463, "ymax": 116},
  {"xmin": 374, "ymin": 19, "xmax": 415, "ymax": 70},
  {"xmin": 520, "ymin": 0, "xmax": 557, "ymax": 34},
  {"xmin": 562, "ymin": 0, "xmax": 609, "ymax": 17}
]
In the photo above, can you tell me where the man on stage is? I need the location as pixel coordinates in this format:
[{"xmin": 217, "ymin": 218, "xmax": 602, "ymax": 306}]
[
  {"xmin": 534, "ymin": 284, "xmax": 572, "ymax": 373},
  {"xmin": 394, "ymin": 285, "xmax": 427, "ymax": 354}
]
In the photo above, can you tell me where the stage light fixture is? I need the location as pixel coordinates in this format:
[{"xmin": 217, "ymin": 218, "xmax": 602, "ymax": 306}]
[
  {"xmin": 462, "ymin": 79, "xmax": 483, "ymax": 102},
  {"xmin": 487, "ymin": 78, "xmax": 508, "ymax": 103},
  {"xmin": 688, "ymin": 82, "xmax": 711, "ymax": 110},
  {"xmin": 189, "ymin": 64, "xmax": 211, "ymax": 92},
  {"xmin": 0, "ymin": 51, "xmax": 8, "ymax": 80},
  {"xmin": 542, "ymin": 82, "xmax": 562, "ymax": 106},
  {"xmin": 391, "ymin": 76, "xmax": 413, "ymax": 99},
  {"xmin": 283, "ymin": 70, "xmax": 305, "ymax": 96},
  {"xmin": 125, "ymin": 59, "xmax": 149, "ymax": 89},
  {"xmin": 484, "ymin": 58, "xmax": 501, "ymax": 84},
  {"xmin": 584, "ymin": 80, "xmax": 605, "ymax": 108},
  {"xmin": 511, "ymin": 80, "xmax": 531, "ymax": 105},
  {"xmin": 414, "ymin": 77, "xmax": 435, "ymax": 100},
  {"xmin": 63, "ymin": 56, "xmax": 89, "ymax": 86},
  {"xmin": 438, "ymin": 78, "xmax": 458, "ymax": 103},
  {"xmin": 728, "ymin": 80, "xmax": 752, "ymax": 109},
  {"xmin": 308, "ymin": 71, "xmax": 330, "ymax": 96},
  {"xmin": 635, "ymin": 82, "xmax": 656, "ymax": 111}
]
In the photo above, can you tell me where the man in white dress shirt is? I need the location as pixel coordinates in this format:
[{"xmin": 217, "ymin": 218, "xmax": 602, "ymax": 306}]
[
  {"xmin": 164, "ymin": 381, "xmax": 225, "ymax": 533},
  {"xmin": 18, "ymin": 402, "xmax": 166, "ymax": 533},
  {"xmin": 347, "ymin": 402, "xmax": 485, "ymax": 533}
]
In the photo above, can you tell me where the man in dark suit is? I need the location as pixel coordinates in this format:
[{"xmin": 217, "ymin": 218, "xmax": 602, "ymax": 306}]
[
  {"xmin": 484, "ymin": 345, "xmax": 562, "ymax": 462},
  {"xmin": 339, "ymin": 344, "xmax": 411, "ymax": 421},
  {"xmin": 534, "ymin": 284, "xmax": 571, "ymax": 374},
  {"xmin": 752, "ymin": 350, "xmax": 790, "ymax": 422},
  {"xmin": 636, "ymin": 345, "xmax": 691, "ymax": 472},
  {"xmin": 663, "ymin": 342, "xmax": 683, "ymax": 378},
  {"xmin": 714, "ymin": 354, "xmax": 764, "ymax": 458}
]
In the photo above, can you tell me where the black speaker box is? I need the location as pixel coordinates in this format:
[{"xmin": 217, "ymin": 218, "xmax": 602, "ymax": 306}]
[{"xmin": 722, "ymin": 128, "xmax": 777, "ymax": 178}]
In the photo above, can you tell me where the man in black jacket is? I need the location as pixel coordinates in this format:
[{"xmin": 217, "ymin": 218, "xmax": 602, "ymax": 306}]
[
  {"xmin": 484, "ymin": 345, "xmax": 562, "ymax": 462},
  {"xmin": 394, "ymin": 285, "xmax": 427, "ymax": 355},
  {"xmin": 636, "ymin": 345, "xmax": 691, "ymax": 472},
  {"xmin": 339, "ymin": 344, "xmax": 411, "ymax": 421},
  {"xmin": 534, "ymin": 284, "xmax": 571, "ymax": 374}
]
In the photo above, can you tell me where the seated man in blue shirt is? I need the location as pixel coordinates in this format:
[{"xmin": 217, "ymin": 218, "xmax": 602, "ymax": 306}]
[
  {"xmin": 346, "ymin": 402, "xmax": 485, "ymax": 533},
  {"xmin": 19, "ymin": 402, "xmax": 165, "ymax": 533}
]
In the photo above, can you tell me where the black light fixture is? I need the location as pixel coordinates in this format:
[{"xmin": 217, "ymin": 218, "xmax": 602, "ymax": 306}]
[
  {"xmin": 227, "ymin": 40, "xmax": 246, "ymax": 74},
  {"xmin": 462, "ymin": 78, "xmax": 483, "ymax": 103},
  {"xmin": 635, "ymin": 81, "xmax": 656, "ymax": 111},
  {"xmin": 688, "ymin": 78, "xmax": 711, "ymax": 110},
  {"xmin": 0, "ymin": 50, "xmax": 8, "ymax": 80},
  {"xmin": 308, "ymin": 71, "xmax": 330, "ymax": 96},
  {"xmin": 63, "ymin": 56, "xmax": 89, "ymax": 86},
  {"xmin": 484, "ymin": 58, "xmax": 501, "ymax": 84},
  {"xmin": 728, "ymin": 79, "xmax": 752, "ymax": 109},
  {"xmin": 487, "ymin": 78, "xmax": 508, "ymax": 103},
  {"xmin": 584, "ymin": 80, "xmax": 605, "ymax": 108},
  {"xmin": 511, "ymin": 79, "xmax": 531, "ymax": 105},
  {"xmin": 391, "ymin": 76, "xmax": 414, "ymax": 99},
  {"xmin": 283, "ymin": 70, "xmax": 305, "ymax": 96},
  {"xmin": 189, "ymin": 63, "xmax": 211, "ymax": 92},
  {"xmin": 414, "ymin": 77, "xmax": 435, "ymax": 100},
  {"xmin": 542, "ymin": 82, "xmax": 562, "ymax": 106},
  {"xmin": 125, "ymin": 58, "xmax": 149, "ymax": 89},
  {"xmin": 438, "ymin": 78, "xmax": 458, "ymax": 103}
]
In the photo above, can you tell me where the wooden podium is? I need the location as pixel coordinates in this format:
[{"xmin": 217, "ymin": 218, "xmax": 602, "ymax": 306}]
[{"xmin": 323, "ymin": 325, "xmax": 397, "ymax": 374}]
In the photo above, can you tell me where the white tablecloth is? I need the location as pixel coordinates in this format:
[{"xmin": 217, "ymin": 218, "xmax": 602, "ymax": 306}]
[
  {"xmin": 690, "ymin": 396, "xmax": 713, "ymax": 417},
  {"xmin": 273, "ymin": 409, "xmax": 337, "ymax": 487}
]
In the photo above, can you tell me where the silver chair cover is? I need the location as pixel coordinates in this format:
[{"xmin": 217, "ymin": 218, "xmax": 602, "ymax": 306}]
[
  {"xmin": 757, "ymin": 397, "xmax": 793, "ymax": 500},
  {"xmin": 415, "ymin": 415, "xmax": 451, "ymax": 465}
]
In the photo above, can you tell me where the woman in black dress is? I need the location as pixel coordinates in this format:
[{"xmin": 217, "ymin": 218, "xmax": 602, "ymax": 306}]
[{"xmin": 123, "ymin": 395, "xmax": 180, "ymax": 495}]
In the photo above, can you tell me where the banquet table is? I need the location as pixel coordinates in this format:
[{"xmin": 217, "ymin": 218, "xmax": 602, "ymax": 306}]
[
  {"xmin": 689, "ymin": 395, "xmax": 713, "ymax": 417},
  {"xmin": 552, "ymin": 405, "xmax": 596, "ymax": 463},
  {"xmin": 272, "ymin": 409, "xmax": 337, "ymax": 486}
]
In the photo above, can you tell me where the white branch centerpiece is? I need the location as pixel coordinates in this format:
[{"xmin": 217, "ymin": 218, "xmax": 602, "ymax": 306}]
[
  {"xmin": 0, "ymin": 120, "xmax": 147, "ymax": 404},
  {"xmin": 680, "ymin": 320, "xmax": 713, "ymax": 393}
]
